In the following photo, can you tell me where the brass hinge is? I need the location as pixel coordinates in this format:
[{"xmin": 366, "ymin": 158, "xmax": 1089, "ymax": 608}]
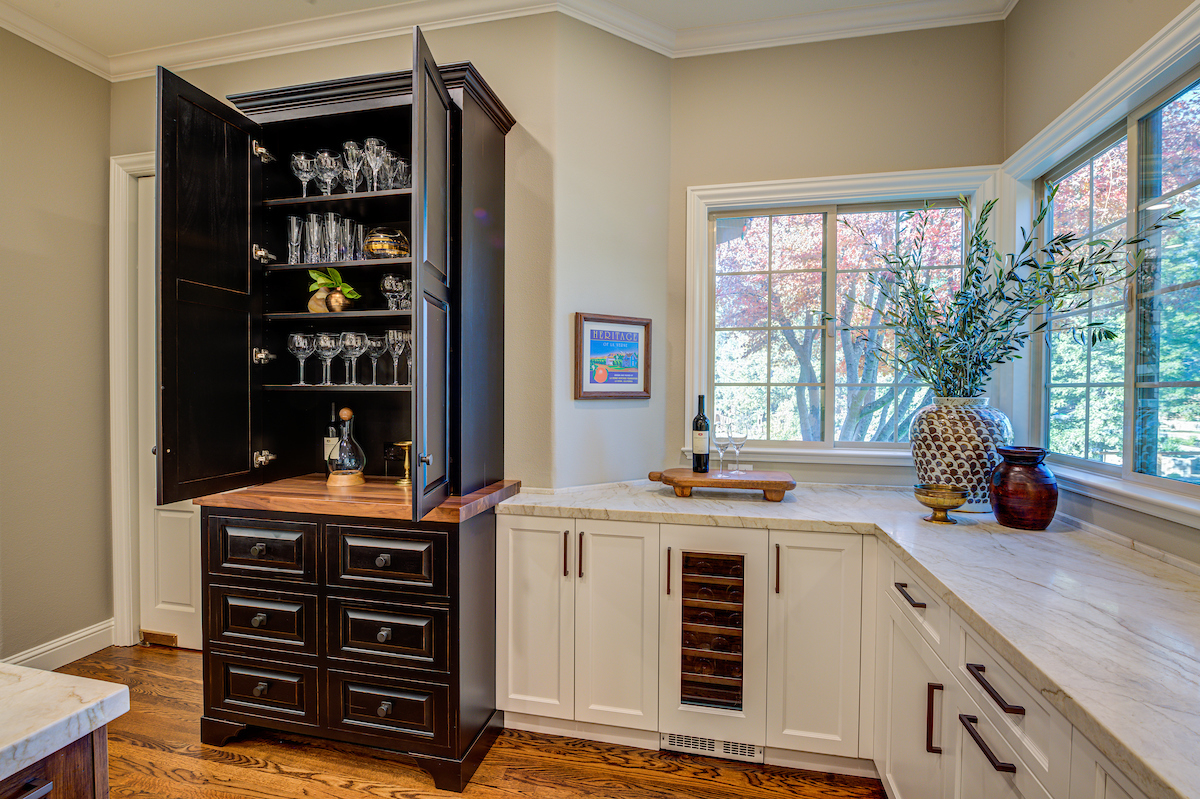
[
  {"xmin": 252, "ymin": 244, "xmax": 277, "ymax": 264},
  {"xmin": 253, "ymin": 450, "xmax": 277, "ymax": 468},
  {"xmin": 252, "ymin": 140, "xmax": 275, "ymax": 163},
  {"xmin": 252, "ymin": 348, "xmax": 276, "ymax": 365}
]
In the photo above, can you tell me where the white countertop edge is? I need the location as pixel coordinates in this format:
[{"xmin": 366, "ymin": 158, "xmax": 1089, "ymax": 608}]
[{"xmin": 0, "ymin": 663, "xmax": 130, "ymax": 781}]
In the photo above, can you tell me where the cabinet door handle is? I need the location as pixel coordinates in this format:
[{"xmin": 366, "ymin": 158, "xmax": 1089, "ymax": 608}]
[
  {"xmin": 375, "ymin": 553, "xmax": 391, "ymax": 568},
  {"xmin": 666, "ymin": 547, "xmax": 672, "ymax": 595},
  {"xmin": 250, "ymin": 543, "xmax": 266, "ymax": 558},
  {"xmin": 775, "ymin": 543, "xmax": 781, "ymax": 594},
  {"xmin": 250, "ymin": 613, "xmax": 268, "ymax": 628},
  {"xmin": 578, "ymin": 532, "xmax": 584, "ymax": 579},
  {"xmin": 926, "ymin": 683, "xmax": 944, "ymax": 754},
  {"xmin": 966, "ymin": 663, "xmax": 1025, "ymax": 715},
  {"xmin": 377, "ymin": 701, "xmax": 392, "ymax": 718},
  {"xmin": 253, "ymin": 681, "xmax": 269, "ymax": 698},
  {"xmin": 959, "ymin": 714, "xmax": 1016, "ymax": 773},
  {"xmin": 377, "ymin": 627, "xmax": 392, "ymax": 643},
  {"xmin": 10, "ymin": 779, "xmax": 52, "ymax": 799},
  {"xmin": 894, "ymin": 582, "xmax": 926, "ymax": 609},
  {"xmin": 564, "ymin": 531, "xmax": 569, "ymax": 577}
]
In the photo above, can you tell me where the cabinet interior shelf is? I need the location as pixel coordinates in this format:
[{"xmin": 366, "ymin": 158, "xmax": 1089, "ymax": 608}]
[
  {"xmin": 681, "ymin": 672, "xmax": 743, "ymax": 687},
  {"xmin": 681, "ymin": 622, "xmax": 743, "ymax": 636},
  {"xmin": 263, "ymin": 384, "xmax": 412, "ymax": 392},
  {"xmin": 266, "ymin": 257, "xmax": 412, "ymax": 273},
  {"xmin": 681, "ymin": 573, "xmax": 743, "ymax": 586},
  {"xmin": 682, "ymin": 597, "xmax": 742, "ymax": 611},
  {"xmin": 263, "ymin": 188, "xmax": 413, "ymax": 208},
  {"xmin": 264, "ymin": 310, "xmax": 413, "ymax": 320},
  {"xmin": 681, "ymin": 646, "xmax": 742, "ymax": 662}
]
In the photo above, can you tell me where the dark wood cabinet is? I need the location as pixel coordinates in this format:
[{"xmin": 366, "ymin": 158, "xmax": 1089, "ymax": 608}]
[{"xmin": 158, "ymin": 26, "xmax": 512, "ymax": 792}]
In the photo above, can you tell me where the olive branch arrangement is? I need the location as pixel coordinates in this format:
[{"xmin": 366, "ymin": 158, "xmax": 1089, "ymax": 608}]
[{"xmin": 841, "ymin": 189, "xmax": 1181, "ymax": 398}]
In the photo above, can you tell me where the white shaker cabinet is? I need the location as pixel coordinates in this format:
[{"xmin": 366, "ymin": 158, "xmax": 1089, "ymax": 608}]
[
  {"xmin": 1069, "ymin": 728, "xmax": 1149, "ymax": 799},
  {"xmin": 497, "ymin": 515, "xmax": 660, "ymax": 730},
  {"xmin": 767, "ymin": 530, "xmax": 863, "ymax": 757}
]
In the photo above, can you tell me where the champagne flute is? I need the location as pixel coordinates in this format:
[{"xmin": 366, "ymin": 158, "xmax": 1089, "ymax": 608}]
[
  {"xmin": 713, "ymin": 420, "xmax": 730, "ymax": 476},
  {"xmin": 339, "ymin": 331, "xmax": 367, "ymax": 385},
  {"xmin": 342, "ymin": 141, "xmax": 364, "ymax": 193},
  {"xmin": 382, "ymin": 150, "xmax": 399, "ymax": 190},
  {"xmin": 315, "ymin": 333, "xmax": 342, "ymax": 386},
  {"xmin": 363, "ymin": 138, "xmax": 386, "ymax": 192},
  {"xmin": 286, "ymin": 332, "xmax": 314, "ymax": 385},
  {"xmin": 727, "ymin": 421, "xmax": 749, "ymax": 475},
  {"xmin": 290, "ymin": 152, "xmax": 316, "ymax": 197},
  {"xmin": 365, "ymin": 334, "xmax": 387, "ymax": 385}
]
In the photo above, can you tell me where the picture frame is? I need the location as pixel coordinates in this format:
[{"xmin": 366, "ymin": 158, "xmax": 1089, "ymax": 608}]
[{"xmin": 574, "ymin": 312, "xmax": 652, "ymax": 400}]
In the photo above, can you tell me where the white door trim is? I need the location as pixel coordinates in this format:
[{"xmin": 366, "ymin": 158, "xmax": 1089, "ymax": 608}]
[{"xmin": 109, "ymin": 152, "xmax": 155, "ymax": 648}]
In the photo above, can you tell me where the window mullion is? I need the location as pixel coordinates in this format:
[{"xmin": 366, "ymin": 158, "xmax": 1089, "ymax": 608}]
[{"xmin": 824, "ymin": 209, "xmax": 838, "ymax": 445}]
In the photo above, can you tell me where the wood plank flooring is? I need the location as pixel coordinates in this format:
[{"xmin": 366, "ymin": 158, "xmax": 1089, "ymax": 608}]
[{"xmin": 56, "ymin": 646, "xmax": 886, "ymax": 799}]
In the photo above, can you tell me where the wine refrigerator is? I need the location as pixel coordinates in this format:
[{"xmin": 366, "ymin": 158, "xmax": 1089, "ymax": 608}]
[{"xmin": 659, "ymin": 525, "xmax": 767, "ymax": 761}]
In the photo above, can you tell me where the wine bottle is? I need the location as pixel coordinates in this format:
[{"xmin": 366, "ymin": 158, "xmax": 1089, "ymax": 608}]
[
  {"xmin": 323, "ymin": 403, "xmax": 339, "ymax": 473},
  {"xmin": 692, "ymin": 395, "xmax": 710, "ymax": 473}
]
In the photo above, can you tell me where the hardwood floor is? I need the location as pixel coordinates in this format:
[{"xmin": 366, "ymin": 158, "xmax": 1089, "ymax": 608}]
[{"xmin": 56, "ymin": 646, "xmax": 886, "ymax": 798}]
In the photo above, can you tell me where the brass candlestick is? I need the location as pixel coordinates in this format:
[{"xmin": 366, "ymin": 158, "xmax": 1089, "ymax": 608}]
[{"xmin": 393, "ymin": 440, "xmax": 412, "ymax": 486}]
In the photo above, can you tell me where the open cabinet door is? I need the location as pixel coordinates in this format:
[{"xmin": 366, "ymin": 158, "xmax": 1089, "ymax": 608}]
[
  {"xmin": 157, "ymin": 67, "xmax": 263, "ymax": 504},
  {"xmin": 411, "ymin": 27, "xmax": 453, "ymax": 519}
]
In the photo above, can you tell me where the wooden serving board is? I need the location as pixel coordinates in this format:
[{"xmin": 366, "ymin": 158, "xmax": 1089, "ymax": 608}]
[{"xmin": 649, "ymin": 468, "xmax": 796, "ymax": 502}]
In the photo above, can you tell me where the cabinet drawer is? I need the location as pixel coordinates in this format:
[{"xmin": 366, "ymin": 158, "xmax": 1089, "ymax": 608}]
[
  {"xmin": 208, "ymin": 516, "xmax": 317, "ymax": 583},
  {"xmin": 952, "ymin": 612, "xmax": 1072, "ymax": 798},
  {"xmin": 327, "ymin": 525, "xmax": 448, "ymax": 595},
  {"xmin": 885, "ymin": 550, "xmax": 950, "ymax": 659},
  {"xmin": 208, "ymin": 585, "xmax": 317, "ymax": 656},
  {"xmin": 208, "ymin": 652, "xmax": 318, "ymax": 726},
  {"xmin": 326, "ymin": 670, "xmax": 450, "ymax": 749},
  {"xmin": 328, "ymin": 597, "xmax": 449, "ymax": 672}
]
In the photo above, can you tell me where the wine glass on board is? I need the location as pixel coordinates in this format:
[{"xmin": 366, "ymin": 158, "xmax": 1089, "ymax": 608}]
[
  {"xmin": 286, "ymin": 332, "xmax": 315, "ymax": 385},
  {"xmin": 290, "ymin": 152, "xmax": 316, "ymax": 198},
  {"xmin": 365, "ymin": 334, "xmax": 387, "ymax": 385},
  {"xmin": 339, "ymin": 331, "xmax": 368, "ymax": 385},
  {"xmin": 363, "ymin": 138, "xmax": 386, "ymax": 192},
  {"xmin": 711, "ymin": 414, "xmax": 729, "ymax": 476},
  {"xmin": 727, "ymin": 422, "xmax": 749, "ymax": 475},
  {"xmin": 314, "ymin": 333, "xmax": 342, "ymax": 386}
]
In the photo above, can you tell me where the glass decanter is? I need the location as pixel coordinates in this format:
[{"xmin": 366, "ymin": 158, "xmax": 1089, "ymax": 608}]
[{"xmin": 326, "ymin": 407, "xmax": 367, "ymax": 477}]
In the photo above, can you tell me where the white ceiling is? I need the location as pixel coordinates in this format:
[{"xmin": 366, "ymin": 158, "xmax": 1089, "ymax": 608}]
[{"xmin": 0, "ymin": 0, "xmax": 1017, "ymax": 81}]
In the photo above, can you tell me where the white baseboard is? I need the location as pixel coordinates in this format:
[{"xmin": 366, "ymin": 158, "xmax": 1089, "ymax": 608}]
[
  {"xmin": 764, "ymin": 746, "xmax": 879, "ymax": 779},
  {"xmin": 2, "ymin": 618, "xmax": 115, "ymax": 671},
  {"xmin": 503, "ymin": 711, "xmax": 661, "ymax": 749}
]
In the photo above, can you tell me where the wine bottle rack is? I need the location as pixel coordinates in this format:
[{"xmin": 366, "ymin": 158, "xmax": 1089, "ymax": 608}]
[{"xmin": 679, "ymin": 552, "xmax": 745, "ymax": 711}]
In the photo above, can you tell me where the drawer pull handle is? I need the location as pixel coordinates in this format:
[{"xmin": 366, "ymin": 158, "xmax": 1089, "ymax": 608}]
[
  {"xmin": 11, "ymin": 779, "xmax": 53, "ymax": 799},
  {"xmin": 375, "ymin": 553, "xmax": 391, "ymax": 568},
  {"xmin": 377, "ymin": 701, "xmax": 392, "ymax": 718},
  {"xmin": 666, "ymin": 547, "xmax": 671, "ymax": 595},
  {"xmin": 252, "ymin": 681, "xmax": 269, "ymax": 698},
  {"xmin": 966, "ymin": 663, "xmax": 1025, "ymax": 715},
  {"xmin": 563, "ymin": 530, "xmax": 569, "ymax": 577},
  {"xmin": 377, "ymin": 627, "xmax": 392, "ymax": 643},
  {"xmin": 894, "ymin": 582, "xmax": 926, "ymax": 609},
  {"xmin": 250, "ymin": 613, "xmax": 268, "ymax": 628},
  {"xmin": 250, "ymin": 543, "xmax": 267, "ymax": 558},
  {"xmin": 926, "ymin": 683, "xmax": 943, "ymax": 754},
  {"xmin": 959, "ymin": 714, "xmax": 1016, "ymax": 773}
]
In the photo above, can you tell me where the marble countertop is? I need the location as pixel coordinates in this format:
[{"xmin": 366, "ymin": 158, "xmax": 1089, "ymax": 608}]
[
  {"xmin": 0, "ymin": 662, "xmax": 129, "ymax": 781},
  {"xmin": 500, "ymin": 480, "xmax": 1200, "ymax": 799}
]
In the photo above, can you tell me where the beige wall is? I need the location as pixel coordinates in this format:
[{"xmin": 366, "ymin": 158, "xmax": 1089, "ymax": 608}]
[
  {"xmin": 664, "ymin": 23, "xmax": 1005, "ymax": 484},
  {"xmin": 0, "ymin": 28, "xmax": 111, "ymax": 657},
  {"xmin": 1004, "ymin": 0, "xmax": 1194, "ymax": 157}
]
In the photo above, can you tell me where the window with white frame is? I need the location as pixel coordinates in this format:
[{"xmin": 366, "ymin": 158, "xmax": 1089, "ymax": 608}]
[
  {"xmin": 709, "ymin": 200, "xmax": 964, "ymax": 446},
  {"xmin": 1041, "ymin": 72, "xmax": 1200, "ymax": 487}
]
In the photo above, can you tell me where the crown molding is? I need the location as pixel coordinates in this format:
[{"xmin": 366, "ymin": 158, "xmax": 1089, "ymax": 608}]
[
  {"xmin": 673, "ymin": 0, "xmax": 1011, "ymax": 58},
  {"xmin": 556, "ymin": 0, "xmax": 673, "ymax": 56},
  {"xmin": 0, "ymin": 0, "xmax": 110, "ymax": 79}
]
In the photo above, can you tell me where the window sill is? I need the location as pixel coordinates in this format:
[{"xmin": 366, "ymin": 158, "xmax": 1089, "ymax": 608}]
[
  {"xmin": 1051, "ymin": 463, "xmax": 1200, "ymax": 532},
  {"xmin": 681, "ymin": 445, "xmax": 914, "ymax": 468}
]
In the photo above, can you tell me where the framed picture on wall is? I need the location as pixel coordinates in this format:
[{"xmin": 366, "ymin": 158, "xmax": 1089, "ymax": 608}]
[{"xmin": 574, "ymin": 312, "xmax": 652, "ymax": 400}]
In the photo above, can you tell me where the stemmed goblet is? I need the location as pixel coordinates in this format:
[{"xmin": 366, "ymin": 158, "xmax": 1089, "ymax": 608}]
[
  {"xmin": 382, "ymin": 150, "xmax": 400, "ymax": 190},
  {"xmin": 365, "ymin": 334, "xmax": 388, "ymax": 385},
  {"xmin": 314, "ymin": 149, "xmax": 341, "ymax": 196},
  {"xmin": 386, "ymin": 329, "xmax": 412, "ymax": 386},
  {"xmin": 339, "ymin": 331, "xmax": 368, "ymax": 385},
  {"xmin": 712, "ymin": 416, "xmax": 730, "ymax": 476},
  {"xmin": 727, "ymin": 422, "xmax": 749, "ymax": 475},
  {"xmin": 286, "ymin": 332, "xmax": 315, "ymax": 385},
  {"xmin": 363, "ymin": 138, "xmax": 386, "ymax": 192},
  {"xmin": 382, "ymin": 274, "xmax": 402, "ymax": 310},
  {"xmin": 341, "ymin": 164, "xmax": 361, "ymax": 194},
  {"xmin": 290, "ymin": 152, "xmax": 316, "ymax": 198},
  {"xmin": 342, "ymin": 141, "xmax": 364, "ymax": 193},
  {"xmin": 314, "ymin": 333, "xmax": 342, "ymax": 386}
]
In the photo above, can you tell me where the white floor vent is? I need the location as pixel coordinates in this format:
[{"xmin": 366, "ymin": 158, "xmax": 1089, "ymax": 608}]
[{"xmin": 660, "ymin": 733, "xmax": 764, "ymax": 763}]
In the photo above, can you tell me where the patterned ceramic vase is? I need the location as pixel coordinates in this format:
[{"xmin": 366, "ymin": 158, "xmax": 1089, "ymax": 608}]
[{"xmin": 910, "ymin": 397, "xmax": 1013, "ymax": 511}]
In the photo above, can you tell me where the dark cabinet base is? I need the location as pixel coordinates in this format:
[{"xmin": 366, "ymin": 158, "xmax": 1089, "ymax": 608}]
[{"xmin": 0, "ymin": 728, "xmax": 109, "ymax": 799}]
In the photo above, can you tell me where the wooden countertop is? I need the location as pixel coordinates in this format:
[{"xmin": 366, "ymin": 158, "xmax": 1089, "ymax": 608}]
[{"xmin": 194, "ymin": 475, "xmax": 520, "ymax": 524}]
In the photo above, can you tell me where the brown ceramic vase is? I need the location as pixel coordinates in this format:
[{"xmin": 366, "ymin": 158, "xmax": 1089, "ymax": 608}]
[{"xmin": 988, "ymin": 446, "xmax": 1057, "ymax": 530}]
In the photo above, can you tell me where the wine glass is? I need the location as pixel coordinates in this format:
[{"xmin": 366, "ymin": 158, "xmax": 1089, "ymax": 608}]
[
  {"xmin": 713, "ymin": 421, "xmax": 730, "ymax": 476},
  {"xmin": 286, "ymin": 332, "xmax": 314, "ymax": 385},
  {"xmin": 365, "ymin": 334, "xmax": 388, "ymax": 385},
  {"xmin": 314, "ymin": 333, "xmax": 342, "ymax": 386},
  {"xmin": 342, "ymin": 141, "xmax": 364, "ymax": 193},
  {"xmin": 363, "ymin": 138, "xmax": 386, "ymax": 192},
  {"xmin": 340, "ymin": 164, "xmax": 361, "ymax": 194},
  {"xmin": 381, "ymin": 274, "xmax": 402, "ymax": 310},
  {"xmin": 727, "ymin": 421, "xmax": 749, "ymax": 475},
  {"xmin": 382, "ymin": 150, "xmax": 400, "ymax": 190},
  {"xmin": 314, "ymin": 149, "xmax": 341, "ymax": 196},
  {"xmin": 339, "ymin": 331, "xmax": 367, "ymax": 385},
  {"xmin": 387, "ymin": 329, "xmax": 411, "ymax": 386},
  {"xmin": 394, "ymin": 157, "xmax": 410, "ymax": 189},
  {"xmin": 290, "ymin": 152, "xmax": 316, "ymax": 198}
]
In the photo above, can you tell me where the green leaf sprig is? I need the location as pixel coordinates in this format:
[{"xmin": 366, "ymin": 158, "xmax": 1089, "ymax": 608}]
[{"xmin": 308, "ymin": 267, "xmax": 362, "ymax": 300}]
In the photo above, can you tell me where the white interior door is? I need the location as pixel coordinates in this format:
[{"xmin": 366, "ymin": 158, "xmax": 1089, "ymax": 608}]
[{"xmin": 136, "ymin": 175, "xmax": 203, "ymax": 649}]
